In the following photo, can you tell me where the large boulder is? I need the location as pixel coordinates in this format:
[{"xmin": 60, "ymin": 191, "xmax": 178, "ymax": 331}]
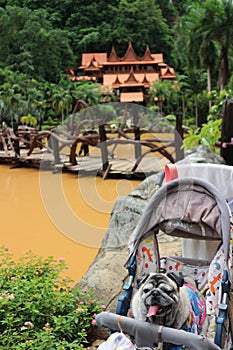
[{"xmin": 77, "ymin": 174, "xmax": 159, "ymax": 311}]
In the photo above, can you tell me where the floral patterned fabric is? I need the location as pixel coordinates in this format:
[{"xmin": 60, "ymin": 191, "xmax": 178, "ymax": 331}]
[{"xmin": 133, "ymin": 222, "xmax": 233, "ymax": 346}]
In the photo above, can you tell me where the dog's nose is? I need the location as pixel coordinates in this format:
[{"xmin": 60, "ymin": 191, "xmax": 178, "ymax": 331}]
[{"xmin": 152, "ymin": 290, "xmax": 158, "ymax": 297}]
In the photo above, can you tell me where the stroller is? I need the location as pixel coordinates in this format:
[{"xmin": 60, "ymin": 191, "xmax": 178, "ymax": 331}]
[{"xmin": 96, "ymin": 163, "xmax": 233, "ymax": 350}]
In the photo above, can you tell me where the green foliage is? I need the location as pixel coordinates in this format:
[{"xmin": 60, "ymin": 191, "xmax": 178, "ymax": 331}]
[
  {"xmin": 72, "ymin": 83, "xmax": 102, "ymax": 106},
  {"xmin": 183, "ymin": 119, "xmax": 222, "ymax": 152},
  {"xmin": 173, "ymin": 0, "xmax": 233, "ymax": 90},
  {"xmin": 0, "ymin": 247, "xmax": 104, "ymax": 349},
  {"xmin": 20, "ymin": 114, "xmax": 37, "ymax": 126},
  {"xmin": 0, "ymin": 0, "xmax": 233, "ymax": 130},
  {"xmin": 98, "ymin": 104, "xmax": 117, "ymax": 123},
  {"xmin": 111, "ymin": 0, "xmax": 172, "ymax": 58},
  {"xmin": 0, "ymin": 6, "xmax": 73, "ymax": 83}
]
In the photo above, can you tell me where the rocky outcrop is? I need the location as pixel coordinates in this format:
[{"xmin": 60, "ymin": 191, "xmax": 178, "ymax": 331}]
[
  {"xmin": 77, "ymin": 174, "xmax": 159, "ymax": 311},
  {"xmin": 181, "ymin": 144, "xmax": 225, "ymax": 164},
  {"xmin": 77, "ymin": 145, "xmax": 225, "ymax": 312}
]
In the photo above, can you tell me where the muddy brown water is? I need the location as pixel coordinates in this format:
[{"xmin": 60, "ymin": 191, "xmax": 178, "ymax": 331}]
[{"xmin": 0, "ymin": 164, "xmax": 141, "ymax": 282}]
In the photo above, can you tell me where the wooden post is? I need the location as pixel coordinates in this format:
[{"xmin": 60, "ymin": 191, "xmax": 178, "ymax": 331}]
[
  {"xmin": 134, "ymin": 126, "xmax": 141, "ymax": 159},
  {"xmin": 52, "ymin": 135, "xmax": 60, "ymax": 165},
  {"xmin": 82, "ymin": 131, "xmax": 90, "ymax": 156},
  {"xmin": 13, "ymin": 120, "xmax": 20, "ymax": 156},
  {"xmin": 99, "ymin": 124, "xmax": 109, "ymax": 172},
  {"xmin": 132, "ymin": 105, "xmax": 141, "ymax": 159},
  {"xmin": 221, "ymin": 99, "xmax": 233, "ymax": 165},
  {"xmin": 175, "ymin": 113, "xmax": 184, "ymax": 161}
]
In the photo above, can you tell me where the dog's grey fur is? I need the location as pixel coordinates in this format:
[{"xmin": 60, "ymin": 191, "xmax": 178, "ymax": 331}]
[{"xmin": 132, "ymin": 272, "xmax": 197, "ymax": 329}]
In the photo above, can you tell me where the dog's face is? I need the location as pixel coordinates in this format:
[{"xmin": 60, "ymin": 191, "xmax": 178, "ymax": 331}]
[{"xmin": 132, "ymin": 272, "xmax": 184, "ymax": 326}]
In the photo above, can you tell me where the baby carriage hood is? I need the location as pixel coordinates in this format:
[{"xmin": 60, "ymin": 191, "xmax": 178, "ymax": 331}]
[{"xmin": 127, "ymin": 177, "xmax": 231, "ymax": 278}]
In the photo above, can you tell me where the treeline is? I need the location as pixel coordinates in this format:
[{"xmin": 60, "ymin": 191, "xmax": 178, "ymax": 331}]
[
  {"xmin": 0, "ymin": 0, "xmax": 233, "ymax": 127},
  {"xmin": 0, "ymin": 0, "xmax": 181, "ymax": 82}
]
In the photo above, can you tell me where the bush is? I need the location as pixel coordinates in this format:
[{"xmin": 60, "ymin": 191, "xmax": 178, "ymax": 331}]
[
  {"xmin": 0, "ymin": 247, "xmax": 104, "ymax": 349},
  {"xmin": 182, "ymin": 119, "xmax": 222, "ymax": 153}
]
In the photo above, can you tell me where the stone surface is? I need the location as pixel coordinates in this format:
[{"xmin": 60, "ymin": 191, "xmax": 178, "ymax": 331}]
[
  {"xmin": 182, "ymin": 144, "xmax": 225, "ymax": 164},
  {"xmin": 77, "ymin": 174, "xmax": 161, "ymax": 312}
]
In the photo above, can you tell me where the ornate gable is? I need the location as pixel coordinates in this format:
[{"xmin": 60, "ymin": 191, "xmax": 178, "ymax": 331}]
[
  {"xmin": 112, "ymin": 75, "xmax": 121, "ymax": 86},
  {"xmin": 66, "ymin": 66, "xmax": 75, "ymax": 76},
  {"xmin": 142, "ymin": 74, "xmax": 149, "ymax": 84},
  {"xmin": 160, "ymin": 66, "xmax": 176, "ymax": 79},
  {"xmin": 121, "ymin": 41, "xmax": 139, "ymax": 61},
  {"xmin": 141, "ymin": 45, "xmax": 154, "ymax": 61},
  {"xmin": 124, "ymin": 68, "xmax": 140, "ymax": 84},
  {"xmin": 81, "ymin": 53, "xmax": 107, "ymax": 68},
  {"xmin": 86, "ymin": 57, "xmax": 99, "ymax": 68},
  {"xmin": 108, "ymin": 46, "xmax": 120, "ymax": 62}
]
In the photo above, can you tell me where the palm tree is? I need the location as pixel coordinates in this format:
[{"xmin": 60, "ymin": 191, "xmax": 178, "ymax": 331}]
[
  {"xmin": 174, "ymin": 0, "xmax": 233, "ymax": 91},
  {"xmin": 0, "ymin": 84, "xmax": 22, "ymax": 126},
  {"xmin": 51, "ymin": 87, "xmax": 72, "ymax": 125},
  {"xmin": 174, "ymin": 3, "xmax": 217, "ymax": 94},
  {"xmin": 72, "ymin": 83, "xmax": 102, "ymax": 106},
  {"xmin": 204, "ymin": 0, "xmax": 233, "ymax": 90},
  {"xmin": 149, "ymin": 79, "xmax": 178, "ymax": 115}
]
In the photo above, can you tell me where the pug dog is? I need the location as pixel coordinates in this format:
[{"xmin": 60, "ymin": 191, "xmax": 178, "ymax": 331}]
[{"xmin": 131, "ymin": 272, "xmax": 207, "ymax": 333}]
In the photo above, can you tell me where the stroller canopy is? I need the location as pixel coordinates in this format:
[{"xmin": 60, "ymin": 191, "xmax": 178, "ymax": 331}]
[{"xmin": 128, "ymin": 177, "xmax": 231, "ymax": 267}]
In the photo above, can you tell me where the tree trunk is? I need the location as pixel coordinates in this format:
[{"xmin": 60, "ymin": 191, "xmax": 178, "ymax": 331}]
[
  {"xmin": 207, "ymin": 65, "xmax": 212, "ymax": 109},
  {"xmin": 207, "ymin": 65, "xmax": 211, "ymax": 93},
  {"xmin": 218, "ymin": 46, "xmax": 229, "ymax": 90}
]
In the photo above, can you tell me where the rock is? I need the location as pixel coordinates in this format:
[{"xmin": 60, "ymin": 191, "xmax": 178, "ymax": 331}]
[
  {"xmin": 76, "ymin": 174, "xmax": 160, "ymax": 312},
  {"xmin": 182, "ymin": 145, "xmax": 225, "ymax": 164},
  {"xmin": 77, "ymin": 145, "xmax": 224, "ymax": 313}
]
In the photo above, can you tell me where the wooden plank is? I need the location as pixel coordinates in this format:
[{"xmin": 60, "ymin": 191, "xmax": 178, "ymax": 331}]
[{"xmin": 0, "ymin": 148, "xmax": 169, "ymax": 178}]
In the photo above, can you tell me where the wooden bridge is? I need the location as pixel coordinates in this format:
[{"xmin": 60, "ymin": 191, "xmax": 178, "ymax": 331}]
[{"xmin": 0, "ymin": 101, "xmax": 184, "ymax": 179}]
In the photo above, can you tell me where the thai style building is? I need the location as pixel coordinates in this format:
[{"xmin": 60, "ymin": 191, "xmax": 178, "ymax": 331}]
[{"xmin": 67, "ymin": 42, "xmax": 176, "ymax": 103}]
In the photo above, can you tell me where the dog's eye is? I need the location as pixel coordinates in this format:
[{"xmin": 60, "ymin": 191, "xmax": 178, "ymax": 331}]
[
  {"xmin": 143, "ymin": 288, "xmax": 150, "ymax": 294},
  {"xmin": 160, "ymin": 284, "xmax": 173, "ymax": 293}
]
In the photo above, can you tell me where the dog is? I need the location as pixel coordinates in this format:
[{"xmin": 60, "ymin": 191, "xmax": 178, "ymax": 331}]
[{"xmin": 131, "ymin": 272, "xmax": 207, "ymax": 334}]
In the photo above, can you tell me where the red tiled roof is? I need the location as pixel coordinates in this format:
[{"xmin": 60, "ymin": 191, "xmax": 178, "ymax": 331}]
[
  {"xmin": 141, "ymin": 45, "xmax": 154, "ymax": 61},
  {"xmin": 124, "ymin": 68, "xmax": 140, "ymax": 84},
  {"xmin": 104, "ymin": 72, "xmax": 160, "ymax": 87},
  {"xmin": 151, "ymin": 54, "xmax": 164, "ymax": 63},
  {"xmin": 80, "ymin": 53, "xmax": 107, "ymax": 67},
  {"xmin": 108, "ymin": 46, "xmax": 121, "ymax": 62},
  {"xmin": 145, "ymin": 72, "xmax": 160, "ymax": 82},
  {"xmin": 160, "ymin": 66, "xmax": 176, "ymax": 79},
  {"xmin": 104, "ymin": 75, "xmax": 123, "ymax": 86},
  {"xmin": 121, "ymin": 41, "xmax": 140, "ymax": 61}
]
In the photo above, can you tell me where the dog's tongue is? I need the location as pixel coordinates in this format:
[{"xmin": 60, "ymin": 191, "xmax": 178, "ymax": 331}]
[{"xmin": 146, "ymin": 305, "xmax": 160, "ymax": 317}]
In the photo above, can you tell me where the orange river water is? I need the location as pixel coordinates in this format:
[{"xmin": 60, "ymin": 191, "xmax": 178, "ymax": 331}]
[{"xmin": 0, "ymin": 164, "xmax": 141, "ymax": 282}]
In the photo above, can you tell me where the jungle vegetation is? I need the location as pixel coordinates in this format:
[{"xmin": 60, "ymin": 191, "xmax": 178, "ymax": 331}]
[{"xmin": 0, "ymin": 0, "xmax": 233, "ymax": 128}]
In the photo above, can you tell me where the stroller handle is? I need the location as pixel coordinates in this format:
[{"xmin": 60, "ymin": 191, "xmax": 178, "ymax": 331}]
[{"xmin": 96, "ymin": 312, "xmax": 221, "ymax": 350}]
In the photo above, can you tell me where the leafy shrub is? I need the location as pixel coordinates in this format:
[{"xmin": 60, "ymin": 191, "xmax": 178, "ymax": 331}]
[
  {"xmin": 0, "ymin": 247, "xmax": 104, "ymax": 349},
  {"xmin": 20, "ymin": 115, "xmax": 37, "ymax": 127},
  {"xmin": 182, "ymin": 119, "xmax": 222, "ymax": 153}
]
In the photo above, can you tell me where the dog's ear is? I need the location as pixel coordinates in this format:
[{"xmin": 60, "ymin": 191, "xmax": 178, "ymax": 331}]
[
  {"xmin": 167, "ymin": 272, "xmax": 184, "ymax": 287},
  {"xmin": 136, "ymin": 274, "xmax": 149, "ymax": 289}
]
